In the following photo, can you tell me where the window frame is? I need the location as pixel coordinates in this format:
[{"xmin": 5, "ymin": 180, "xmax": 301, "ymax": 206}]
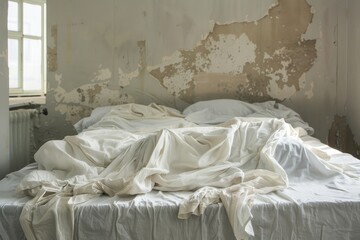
[{"xmin": 8, "ymin": 0, "xmax": 46, "ymax": 97}]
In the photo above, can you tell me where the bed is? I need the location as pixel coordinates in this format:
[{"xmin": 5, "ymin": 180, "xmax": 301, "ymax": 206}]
[{"xmin": 1, "ymin": 99, "xmax": 360, "ymax": 240}]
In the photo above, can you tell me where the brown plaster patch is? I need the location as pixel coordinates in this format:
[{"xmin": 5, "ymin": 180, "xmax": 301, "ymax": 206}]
[
  {"xmin": 53, "ymin": 75, "xmax": 134, "ymax": 123},
  {"xmin": 138, "ymin": 40, "xmax": 147, "ymax": 74},
  {"xmin": 149, "ymin": 0, "xmax": 316, "ymax": 103},
  {"xmin": 328, "ymin": 115, "xmax": 360, "ymax": 159},
  {"xmin": 86, "ymin": 84, "xmax": 102, "ymax": 104},
  {"xmin": 55, "ymin": 103, "xmax": 92, "ymax": 123},
  {"xmin": 48, "ymin": 25, "xmax": 58, "ymax": 72},
  {"xmin": 77, "ymin": 88, "xmax": 86, "ymax": 102},
  {"xmin": 138, "ymin": 40, "xmax": 147, "ymax": 90},
  {"xmin": 192, "ymin": 72, "xmax": 248, "ymax": 101}
]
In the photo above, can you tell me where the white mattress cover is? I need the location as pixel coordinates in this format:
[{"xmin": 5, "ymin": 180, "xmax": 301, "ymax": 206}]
[{"xmin": 1, "ymin": 136, "xmax": 360, "ymax": 240}]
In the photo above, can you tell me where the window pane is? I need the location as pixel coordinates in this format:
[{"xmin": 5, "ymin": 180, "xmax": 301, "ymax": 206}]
[
  {"xmin": 23, "ymin": 38, "xmax": 42, "ymax": 91},
  {"xmin": 8, "ymin": 1, "xmax": 19, "ymax": 31},
  {"xmin": 23, "ymin": 2, "xmax": 42, "ymax": 36},
  {"xmin": 8, "ymin": 39, "xmax": 19, "ymax": 89}
]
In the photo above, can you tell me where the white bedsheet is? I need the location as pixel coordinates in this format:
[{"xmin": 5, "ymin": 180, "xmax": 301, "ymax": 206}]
[
  {"xmin": 14, "ymin": 103, "xmax": 360, "ymax": 240},
  {"xmin": 1, "ymin": 137, "xmax": 360, "ymax": 239}
]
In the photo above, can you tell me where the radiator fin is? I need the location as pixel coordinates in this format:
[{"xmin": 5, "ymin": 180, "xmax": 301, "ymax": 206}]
[{"xmin": 9, "ymin": 109, "xmax": 38, "ymax": 172}]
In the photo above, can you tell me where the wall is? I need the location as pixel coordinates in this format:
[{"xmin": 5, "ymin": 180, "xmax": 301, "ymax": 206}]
[
  {"xmin": 346, "ymin": 0, "xmax": 360, "ymax": 154},
  {"xmin": 0, "ymin": 0, "xmax": 10, "ymax": 178},
  {"xmin": 41, "ymin": 0, "xmax": 346, "ymax": 145}
]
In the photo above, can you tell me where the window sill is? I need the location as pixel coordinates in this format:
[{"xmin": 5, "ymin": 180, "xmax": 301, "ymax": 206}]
[{"xmin": 9, "ymin": 96, "xmax": 46, "ymax": 108}]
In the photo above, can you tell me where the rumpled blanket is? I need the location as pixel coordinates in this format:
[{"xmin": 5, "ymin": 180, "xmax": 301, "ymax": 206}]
[{"xmin": 17, "ymin": 103, "xmax": 346, "ymax": 240}]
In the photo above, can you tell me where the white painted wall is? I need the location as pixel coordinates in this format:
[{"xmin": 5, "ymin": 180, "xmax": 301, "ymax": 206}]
[
  {"xmin": 347, "ymin": 0, "xmax": 360, "ymax": 143},
  {"xmin": 285, "ymin": 0, "xmax": 344, "ymax": 141},
  {"xmin": 0, "ymin": 0, "xmax": 10, "ymax": 178}
]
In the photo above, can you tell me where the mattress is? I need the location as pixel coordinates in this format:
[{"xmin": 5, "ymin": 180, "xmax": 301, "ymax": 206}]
[
  {"xmin": 1, "ymin": 135, "xmax": 360, "ymax": 240},
  {"xmin": 3, "ymin": 101, "xmax": 360, "ymax": 240}
]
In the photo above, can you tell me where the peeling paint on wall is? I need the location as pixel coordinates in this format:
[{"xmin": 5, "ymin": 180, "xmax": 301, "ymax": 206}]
[
  {"xmin": 44, "ymin": 0, "xmax": 345, "ymax": 147},
  {"xmin": 149, "ymin": 0, "xmax": 316, "ymax": 103},
  {"xmin": 55, "ymin": 104, "xmax": 92, "ymax": 122},
  {"xmin": 117, "ymin": 41, "xmax": 146, "ymax": 88},
  {"xmin": 118, "ymin": 68, "xmax": 138, "ymax": 88},
  {"xmin": 51, "ymin": 73, "xmax": 134, "ymax": 123},
  {"xmin": 26, "ymin": 0, "xmax": 355, "ymax": 160},
  {"xmin": 49, "ymin": 0, "xmax": 318, "ymax": 123},
  {"xmin": 49, "ymin": 40, "xmax": 148, "ymax": 123},
  {"xmin": 91, "ymin": 65, "xmax": 112, "ymax": 82}
]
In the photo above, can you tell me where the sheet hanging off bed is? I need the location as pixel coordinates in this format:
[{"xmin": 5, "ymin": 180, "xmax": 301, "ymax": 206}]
[{"xmin": 7, "ymin": 102, "xmax": 360, "ymax": 240}]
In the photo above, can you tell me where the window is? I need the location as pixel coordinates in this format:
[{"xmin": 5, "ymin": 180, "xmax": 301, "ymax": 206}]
[{"xmin": 8, "ymin": 0, "xmax": 46, "ymax": 96}]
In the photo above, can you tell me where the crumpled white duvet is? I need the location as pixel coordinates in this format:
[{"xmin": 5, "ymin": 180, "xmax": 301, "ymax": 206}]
[{"xmin": 17, "ymin": 103, "xmax": 354, "ymax": 240}]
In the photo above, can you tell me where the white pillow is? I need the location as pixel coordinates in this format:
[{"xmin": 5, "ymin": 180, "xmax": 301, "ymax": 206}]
[
  {"xmin": 183, "ymin": 99, "xmax": 261, "ymax": 116},
  {"xmin": 74, "ymin": 106, "xmax": 113, "ymax": 133},
  {"xmin": 185, "ymin": 109, "xmax": 235, "ymax": 124},
  {"xmin": 183, "ymin": 99, "xmax": 314, "ymax": 135}
]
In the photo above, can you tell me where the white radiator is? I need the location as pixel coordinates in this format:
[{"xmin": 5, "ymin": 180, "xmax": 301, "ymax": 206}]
[{"xmin": 9, "ymin": 109, "xmax": 38, "ymax": 172}]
